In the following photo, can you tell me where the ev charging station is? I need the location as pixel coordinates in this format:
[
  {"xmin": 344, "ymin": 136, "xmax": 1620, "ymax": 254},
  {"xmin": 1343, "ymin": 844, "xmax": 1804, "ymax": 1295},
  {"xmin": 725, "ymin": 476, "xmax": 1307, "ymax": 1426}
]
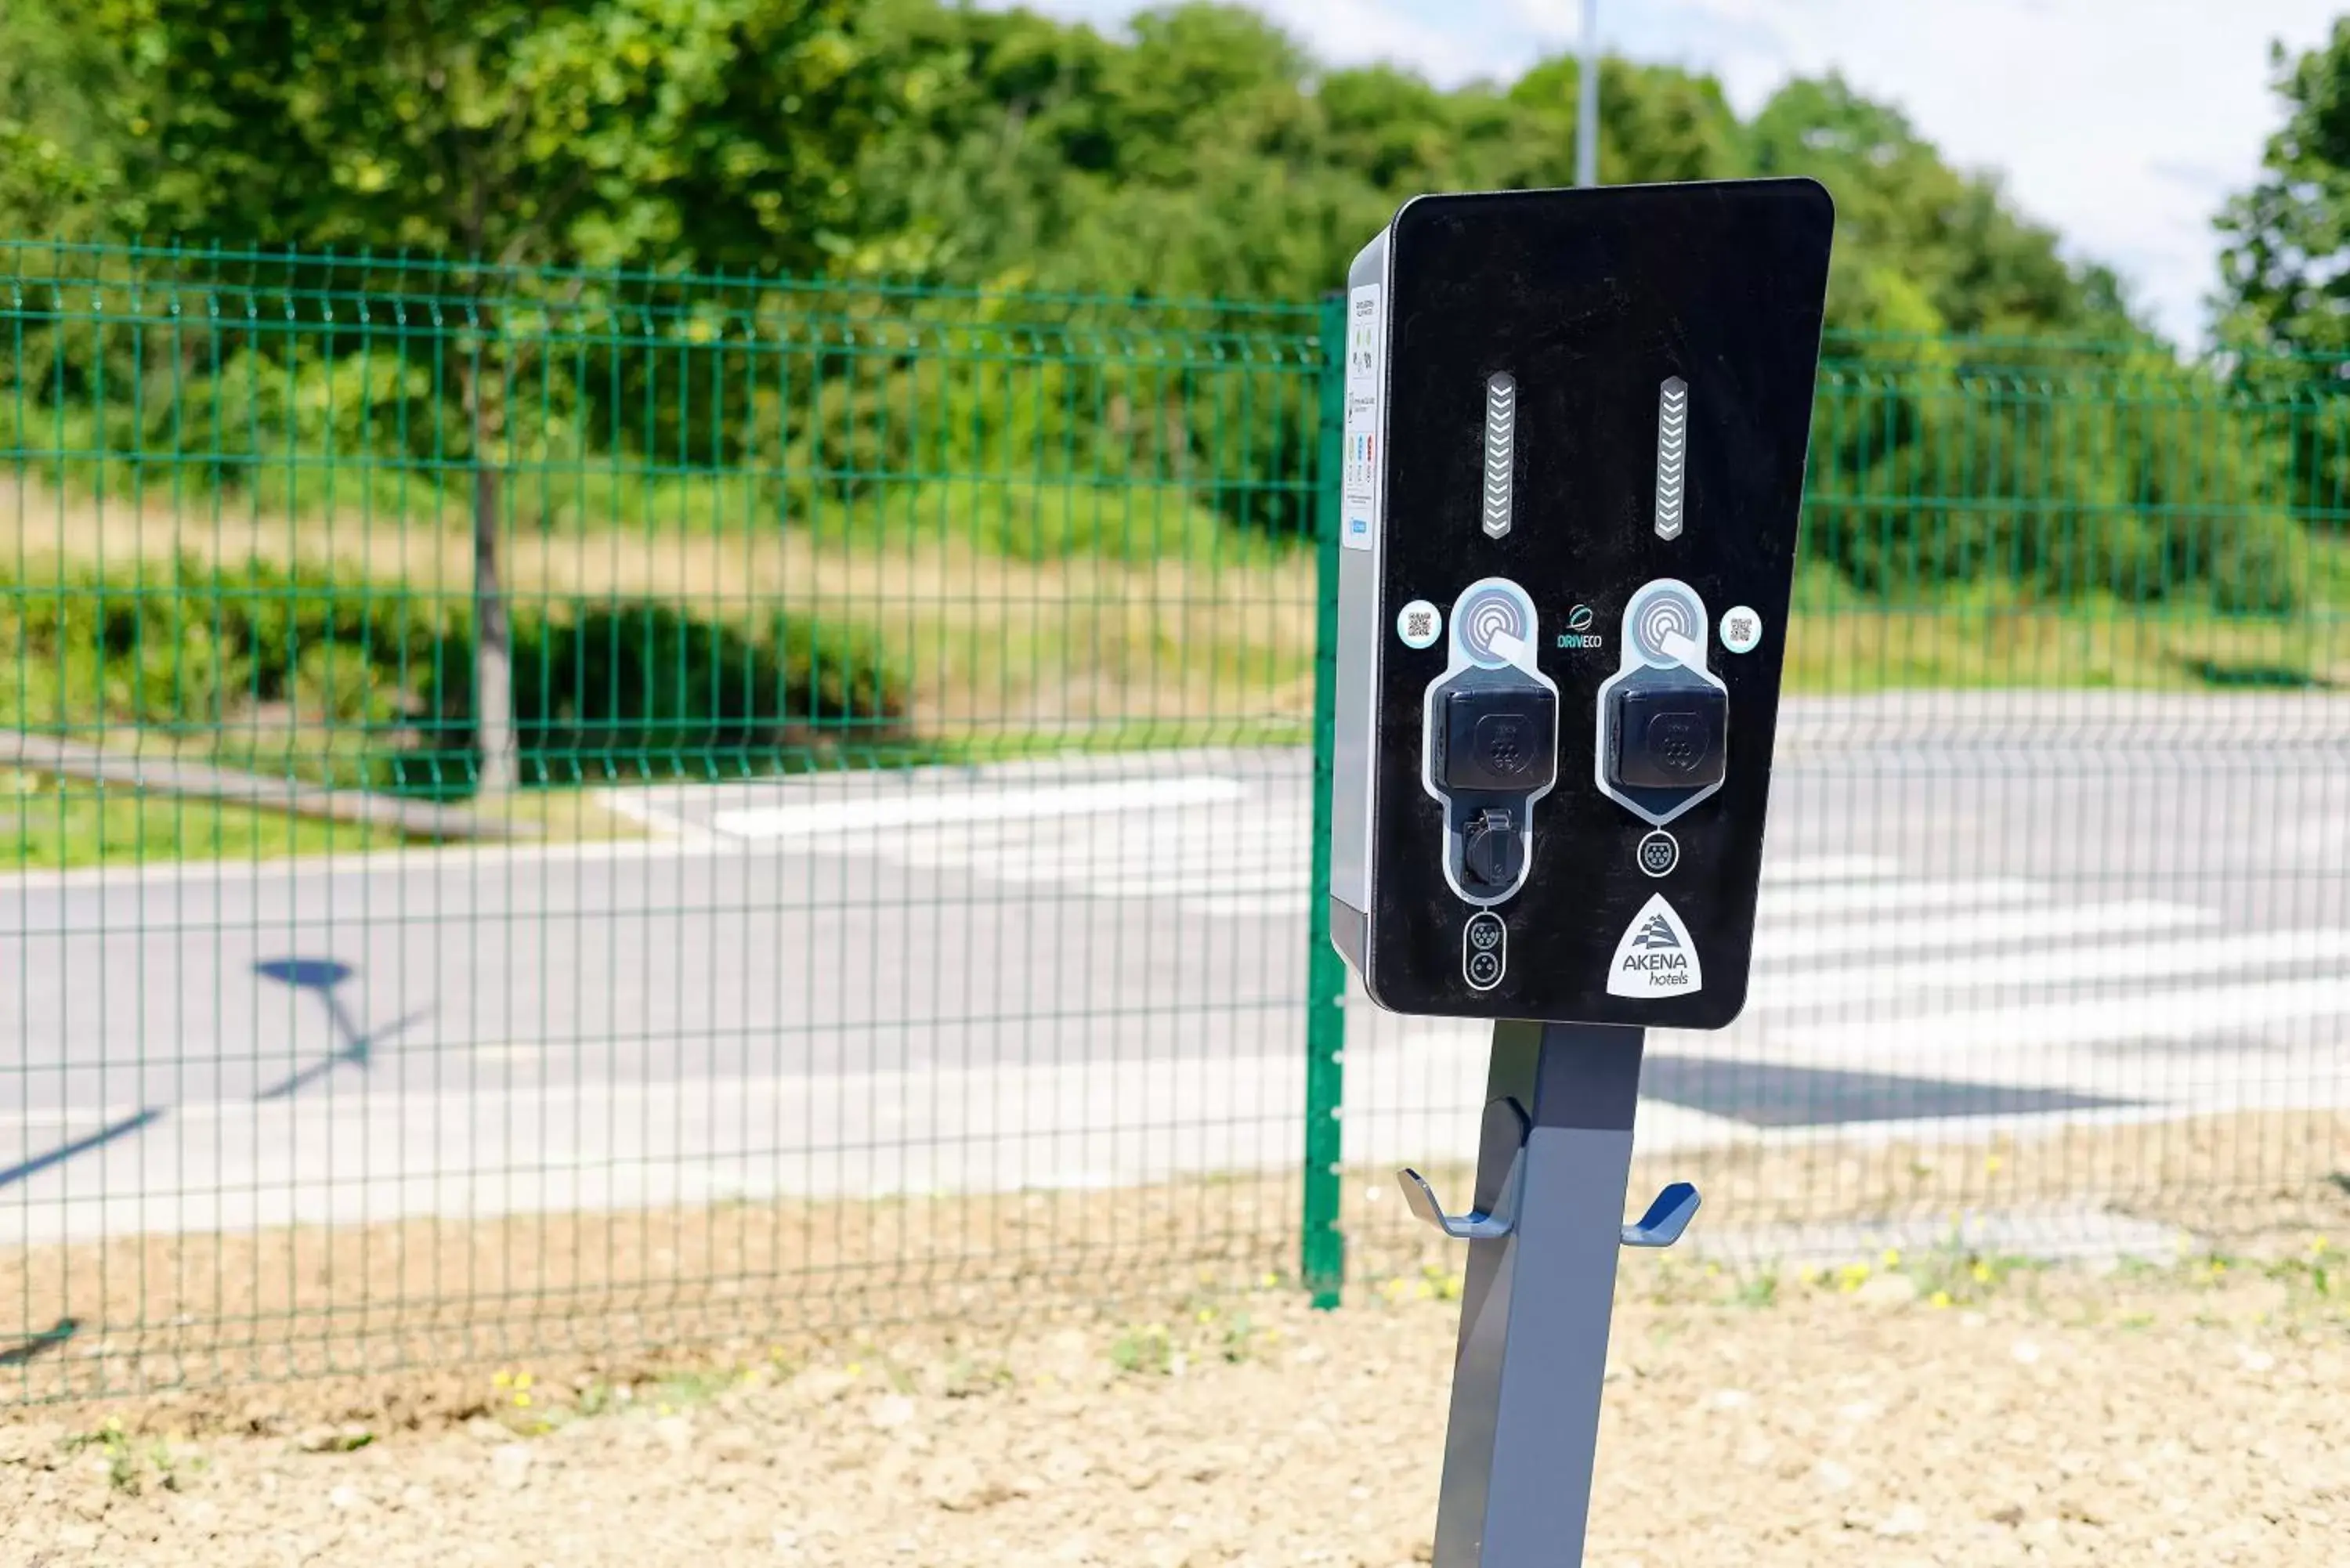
[{"xmin": 1328, "ymin": 179, "xmax": 1835, "ymax": 1565}]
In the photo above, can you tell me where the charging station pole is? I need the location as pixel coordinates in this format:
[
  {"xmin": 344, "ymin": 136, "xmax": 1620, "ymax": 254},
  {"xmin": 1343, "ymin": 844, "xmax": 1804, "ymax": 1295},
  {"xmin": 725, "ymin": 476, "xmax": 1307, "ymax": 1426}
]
[
  {"xmin": 1323, "ymin": 179, "xmax": 1835, "ymax": 1566},
  {"xmin": 1423, "ymin": 1023, "xmax": 1647, "ymax": 1562}
]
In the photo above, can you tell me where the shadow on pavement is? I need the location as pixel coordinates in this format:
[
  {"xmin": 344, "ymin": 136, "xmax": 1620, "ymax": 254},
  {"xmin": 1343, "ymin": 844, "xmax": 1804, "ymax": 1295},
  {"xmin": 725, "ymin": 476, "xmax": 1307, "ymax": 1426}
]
[
  {"xmin": 0, "ymin": 1107, "xmax": 164, "ymax": 1190},
  {"xmin": 252, "ymin": 956, "xmax": 432, "ymax": 1101}
]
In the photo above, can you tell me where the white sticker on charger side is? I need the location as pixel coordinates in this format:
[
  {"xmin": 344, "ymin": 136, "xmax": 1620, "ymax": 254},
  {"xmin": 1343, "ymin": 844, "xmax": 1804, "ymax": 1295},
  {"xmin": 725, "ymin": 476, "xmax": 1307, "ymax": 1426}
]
[{"xmin": 1340, "ymin": 284, "xmax": 1383, "ymax": 551}]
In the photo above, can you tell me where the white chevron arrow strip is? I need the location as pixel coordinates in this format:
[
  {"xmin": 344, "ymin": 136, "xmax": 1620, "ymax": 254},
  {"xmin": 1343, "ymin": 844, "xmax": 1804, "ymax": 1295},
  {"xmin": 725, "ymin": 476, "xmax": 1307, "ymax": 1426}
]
[
  {"xmin": 1483, "ymin": 371, "xmax": 1516, "ymax": 538},
  {"xmin": 1654, "ymin": 375, "xmax": 1688, "ymax": 540}
]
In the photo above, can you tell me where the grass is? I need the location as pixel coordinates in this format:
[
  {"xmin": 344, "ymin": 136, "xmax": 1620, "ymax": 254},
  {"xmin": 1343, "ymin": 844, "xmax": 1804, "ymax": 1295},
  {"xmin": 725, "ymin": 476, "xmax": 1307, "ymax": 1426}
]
[
  {"xmin": 18, "ymin": 478, "xmax": 2346, "ymax": 724},
  {"xmin": 5, "ymin": 475, "xmax": 2348, "ymax": 873},
  {"xmin": 1783, "ymin": 558, "xmax": 2350, "ymax": 692},
  {"xmin": 0, "ymin": 768, "xmax": 646, "ymax": 873},
  {"xmin": 2, "ymin": 475, "xmax": 1321, "ymax": 744},
  {"xmin": 0, "ymin": 768, "xmax": 401, "ymax": 870}
]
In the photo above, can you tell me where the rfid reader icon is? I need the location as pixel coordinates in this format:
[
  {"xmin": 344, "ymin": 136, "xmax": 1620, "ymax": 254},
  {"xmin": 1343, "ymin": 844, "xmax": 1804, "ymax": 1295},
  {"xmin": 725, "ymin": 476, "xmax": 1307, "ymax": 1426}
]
[
  {"xmin": 1457, "ymin": 583, "xmax": 1535, "ymax": 667},
  {"xmin": 1629, "ymin": 583, "xmax": 1703, "ymax": 667}
]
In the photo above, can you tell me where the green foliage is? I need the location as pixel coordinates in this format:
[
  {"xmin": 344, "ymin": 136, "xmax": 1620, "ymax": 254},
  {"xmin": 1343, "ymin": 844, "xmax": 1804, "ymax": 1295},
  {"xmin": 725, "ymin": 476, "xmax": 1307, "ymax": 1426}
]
[
  {"xmin": 850, "ymin": 5, "xmax": 2127, "ymax": 338},
  {"xmin": 68, "ymin": 0, "xmax": 903, "ymax": 276},
  {"xmin": 11, "ymin": 0, "xmax": 2120, "ymax": 336},
  {"xmin": 0, "ymin": 0, "xmax": 128, "ymax": 241},
  {"xmin": 0, "ymin": 554, "xmax": 910, "ymax": 795},
  {"xmin": 432, "ymin": 598, "xmax": 909, "ymax": 792},
  {"xmin": 2214, "ymin": 23, "xmax": 2350, "ymax": 544},
  {"xmin": 0, "ymin": 0, "xmax": 2319, "ymax": 609},
  {"xmin": 2219, "ymin": 21, "xmax": 2350, "ymax": 363},
  {"xmin": 1749, "ymin": 77, "xmax": 2129, "ymax": 338},
  {"xmin": 895, "ymin": 479, "xmax": 1231, "ymax": 563},
  {"xmin": 1107, "ymin": 1320, "xmax": 1175, "ymax": 1375},
  {"xmin": 1806, "ymin": 341, "xmax": 2306, "ymax": 612},
  {"xmin": 0, "ymin": 257, "xmax": 1307, "ymax": 560}
]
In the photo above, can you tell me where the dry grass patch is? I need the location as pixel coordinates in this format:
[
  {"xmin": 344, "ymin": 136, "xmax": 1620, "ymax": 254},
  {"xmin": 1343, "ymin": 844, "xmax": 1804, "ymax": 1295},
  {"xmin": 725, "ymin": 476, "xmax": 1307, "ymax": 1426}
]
[{"xmin": 2, "ymin": 477, "xmax": 1321, "ymax": 741}]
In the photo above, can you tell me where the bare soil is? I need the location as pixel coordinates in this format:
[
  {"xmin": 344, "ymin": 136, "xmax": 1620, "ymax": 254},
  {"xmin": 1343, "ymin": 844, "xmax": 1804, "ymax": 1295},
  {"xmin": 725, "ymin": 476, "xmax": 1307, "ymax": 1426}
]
[
  {"xmin": 5, "ymin": 1107, "xmax": 2342, "ymax": 1413},
  {"xmin": 0, "ymin": 1109, "xmax": 2344, "ymax": 1564},
  {"xmin": 1, "ymin": 1245, "xmax": 2344, "ymax": 1568}
]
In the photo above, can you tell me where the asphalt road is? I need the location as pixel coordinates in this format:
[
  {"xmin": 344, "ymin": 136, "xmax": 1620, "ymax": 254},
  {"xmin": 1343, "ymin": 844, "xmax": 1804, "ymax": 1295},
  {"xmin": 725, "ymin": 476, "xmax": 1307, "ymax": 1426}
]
[{"xmin": 3, "ymin": 692, "xmax": 2346, "ymax": 1241}]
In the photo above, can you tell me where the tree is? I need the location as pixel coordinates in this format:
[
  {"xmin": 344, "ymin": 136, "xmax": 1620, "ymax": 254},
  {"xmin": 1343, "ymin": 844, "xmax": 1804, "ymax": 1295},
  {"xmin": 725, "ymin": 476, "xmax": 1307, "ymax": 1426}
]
[
  {"xmin": 2218, "ymin": 20, "xmax": 2350, "ymax": 359},
  {"xmin": 1748, "ymin": 74, "xmax": 2128, "ymax": 339},
  {"xmin": 0, "ymin": 0, "xmax": 130, "ymax": 240},
  {"xmin": 841, "ymin": 8, "xmax": 2128, "ymax": 342},
  {"xmin": 2211, "ymin": 22, "xmax": 2350, "ymax": 540},
  {"xmin": 85, "ymin": 0, "xmax": 895, "ymax": 790},
  {"xmin": 18, "ymin": 0, "xmax": 2188, "ymax": 620}
]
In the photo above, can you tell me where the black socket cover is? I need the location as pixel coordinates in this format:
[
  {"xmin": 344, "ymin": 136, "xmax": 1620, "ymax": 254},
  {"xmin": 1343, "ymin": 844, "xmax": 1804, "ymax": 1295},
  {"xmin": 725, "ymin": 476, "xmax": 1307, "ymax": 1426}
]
[
  {"xmin": 1608, "ymin": 681, "xmax": 1728, "ymax": 792},
  {"xmin": 1437, "ymin": 684, "xmax": 1559, "ymax": 794}
]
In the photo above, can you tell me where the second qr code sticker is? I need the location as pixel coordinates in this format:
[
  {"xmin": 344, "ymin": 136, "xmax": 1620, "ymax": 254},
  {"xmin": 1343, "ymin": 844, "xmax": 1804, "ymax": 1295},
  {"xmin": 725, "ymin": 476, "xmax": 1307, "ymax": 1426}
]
[{"xmin": 1397, "ymin": 599, "xmax": 1442, "ymax": 649}]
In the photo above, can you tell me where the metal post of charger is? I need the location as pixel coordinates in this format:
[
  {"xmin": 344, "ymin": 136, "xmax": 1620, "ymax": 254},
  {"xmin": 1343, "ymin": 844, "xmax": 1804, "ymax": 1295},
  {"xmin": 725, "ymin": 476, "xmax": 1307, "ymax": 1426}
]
[{"xmin": 1397, "ymin": 1021, "xmax": 1694, "ymax": 1566}]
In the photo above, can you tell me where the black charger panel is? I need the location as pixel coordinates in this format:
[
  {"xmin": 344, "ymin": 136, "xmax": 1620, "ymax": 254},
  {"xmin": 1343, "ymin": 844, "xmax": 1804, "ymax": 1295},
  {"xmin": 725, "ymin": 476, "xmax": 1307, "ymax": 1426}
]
[{"xmin": 1355, "ymin": 179, "xmax": 1833, "ymax": 1027}]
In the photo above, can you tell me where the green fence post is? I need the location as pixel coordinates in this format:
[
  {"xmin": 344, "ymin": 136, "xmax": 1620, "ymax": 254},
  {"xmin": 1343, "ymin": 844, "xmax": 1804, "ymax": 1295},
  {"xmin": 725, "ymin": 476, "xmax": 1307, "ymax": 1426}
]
[{"xmin": 1303, "ymin": 293, "xmax": 1350, "ymax": 1309}]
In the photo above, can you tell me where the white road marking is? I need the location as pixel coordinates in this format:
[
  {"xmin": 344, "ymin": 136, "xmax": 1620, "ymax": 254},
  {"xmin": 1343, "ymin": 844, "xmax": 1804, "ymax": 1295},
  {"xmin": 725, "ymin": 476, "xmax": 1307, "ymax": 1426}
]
[
  {"xmin": 592, "ymin": 790, "xmax": 721, "ymax": 847},
  {"xmin": 1186, "ymin": 894, "xmax": 1325, "ymax": 919},
  {"xmin": 1758, "ymin": 878, "xmax": 2044, "ymax": 918},
  {"xmin": 1756, "ymin": 928, "xmax": 2350, "ymax": 1007},
  {"xmin": 1090, "ymin": 872, "xmax": 1312, "ymax": 898},
  {"xmin": 1762, "ymin": 855, "xmax": 1900, "ymax": 884},
  {"xmin": 1754, "ymin": 901, "xmax": 2212, "ymax": 961},
  {"xmin": 11, "ymin": 752, "xmax": 2350, "ymax": 1243},
  {"xmin": 710, "ymin": 775, "xmax": 1248, "ymax": 839},
  {"xmin": 1796, "ymin": 975, "xmax": 2350, "ymax": 1056}
]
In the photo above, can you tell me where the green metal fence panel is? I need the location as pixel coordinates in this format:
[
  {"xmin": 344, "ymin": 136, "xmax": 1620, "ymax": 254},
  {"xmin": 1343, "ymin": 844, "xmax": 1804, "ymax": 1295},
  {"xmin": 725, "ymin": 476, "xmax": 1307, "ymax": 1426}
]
[{"xmin": 1, "ymin": 240, "xmax": 1330, "ymax": 1400}]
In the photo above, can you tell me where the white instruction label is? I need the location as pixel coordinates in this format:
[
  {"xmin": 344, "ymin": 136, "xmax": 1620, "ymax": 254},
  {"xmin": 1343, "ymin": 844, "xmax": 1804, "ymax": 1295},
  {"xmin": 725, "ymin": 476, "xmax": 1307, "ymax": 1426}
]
[
  {"xmin": 1340, "ymin": 284, "xmax": 1383, "ymax": 551},
  {"xmin": 1606, "ymin": 893, "xmax": 1704, "ymax": 998}
]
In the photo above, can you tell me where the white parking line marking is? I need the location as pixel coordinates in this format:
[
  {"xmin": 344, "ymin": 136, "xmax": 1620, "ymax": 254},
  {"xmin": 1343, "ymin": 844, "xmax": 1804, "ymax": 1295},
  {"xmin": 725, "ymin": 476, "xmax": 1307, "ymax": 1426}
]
[
  {"xmin": 1756, "ymin": 929, "xmax": 2350, "ymax": 1007},
  {"xmin": 1754, "ymin": 901, "xmax": 2213, "ymax": 961},
  {"xmin": 710, "ymin": 776, "xmax": 1248, "ymax": 838}
]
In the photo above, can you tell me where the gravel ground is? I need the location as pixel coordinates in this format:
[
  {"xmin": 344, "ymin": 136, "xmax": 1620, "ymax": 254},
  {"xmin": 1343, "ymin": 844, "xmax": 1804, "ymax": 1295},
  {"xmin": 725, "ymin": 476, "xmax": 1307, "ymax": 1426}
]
[{"xmin": 2, "ymin": 1245, "xmax": 2344, "ymax": 1567}]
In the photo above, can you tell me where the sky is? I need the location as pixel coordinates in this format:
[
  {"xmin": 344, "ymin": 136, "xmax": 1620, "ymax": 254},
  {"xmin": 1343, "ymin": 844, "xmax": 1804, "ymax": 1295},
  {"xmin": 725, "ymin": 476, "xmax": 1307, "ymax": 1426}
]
[{"xmin": 1004, "ymin": 0, "xmax": 2346, "ymax": 347}]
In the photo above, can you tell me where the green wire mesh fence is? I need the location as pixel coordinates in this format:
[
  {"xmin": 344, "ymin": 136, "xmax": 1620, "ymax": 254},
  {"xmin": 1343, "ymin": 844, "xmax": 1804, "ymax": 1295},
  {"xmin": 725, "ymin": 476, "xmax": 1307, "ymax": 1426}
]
[
  {"xmin": 2, "ymin": 242, "xmax": 2347, "ymax": 1400},
  {"xmin": 2, "ymin": 243, "xmax": 1328, "ymax": 1399}
]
